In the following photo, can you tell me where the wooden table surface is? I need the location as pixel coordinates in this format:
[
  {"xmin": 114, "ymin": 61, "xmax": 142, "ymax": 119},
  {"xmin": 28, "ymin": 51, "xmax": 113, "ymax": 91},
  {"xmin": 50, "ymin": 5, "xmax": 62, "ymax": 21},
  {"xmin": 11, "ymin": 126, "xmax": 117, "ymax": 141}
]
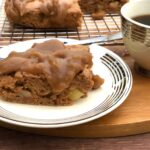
[
  {"xmin": 0, "ymin": 45, "xmax": 150, "ymax": 149},
  {"xmin": 0, "ymin": 127, "xmax": 150, "ymax": 150}
]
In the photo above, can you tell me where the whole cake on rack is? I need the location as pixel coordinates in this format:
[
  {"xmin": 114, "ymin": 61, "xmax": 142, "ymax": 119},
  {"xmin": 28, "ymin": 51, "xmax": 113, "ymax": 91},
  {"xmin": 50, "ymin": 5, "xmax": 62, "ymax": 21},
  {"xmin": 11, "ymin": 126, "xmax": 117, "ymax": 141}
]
[
  {"xmin": 0, "ymin": 39, "xmax": 104, "ymax": 105},
  {"xmin": 5, "ymin": 0, "xmax": 128, "ymax": 28}
]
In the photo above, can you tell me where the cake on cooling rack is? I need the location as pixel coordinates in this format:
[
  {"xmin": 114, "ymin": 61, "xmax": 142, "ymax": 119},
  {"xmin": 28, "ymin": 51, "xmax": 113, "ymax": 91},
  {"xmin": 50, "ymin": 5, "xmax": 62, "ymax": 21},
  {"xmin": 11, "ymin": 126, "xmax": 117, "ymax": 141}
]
[
  {"xmin": 79, "ymin": 0, "xmax": 128, "ymax": 19},
  {"xmin": 5, "ymin": 0, "xmax": 128, "ymax": 28},
  {"xmin": 5, "ymin": 0, "xmax": 83, "ymax": 28},
  {"xmin": 0, "ymin": 40, "xmax": 104, "ymax": 105}
]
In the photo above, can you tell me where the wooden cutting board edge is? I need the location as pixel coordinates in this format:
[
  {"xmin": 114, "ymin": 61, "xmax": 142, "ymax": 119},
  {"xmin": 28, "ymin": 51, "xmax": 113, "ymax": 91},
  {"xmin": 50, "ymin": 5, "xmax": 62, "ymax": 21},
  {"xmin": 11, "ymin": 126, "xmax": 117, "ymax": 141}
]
[{"xmin": 0, "ymin": 119, "xmax": 150, "ymax": 138}]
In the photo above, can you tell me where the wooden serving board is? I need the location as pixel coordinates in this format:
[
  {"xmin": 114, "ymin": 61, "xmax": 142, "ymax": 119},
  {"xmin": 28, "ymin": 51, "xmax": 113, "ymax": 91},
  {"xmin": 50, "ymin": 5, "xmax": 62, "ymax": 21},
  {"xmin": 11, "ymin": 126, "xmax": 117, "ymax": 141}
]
[{"xmin": 0, "ymin": 46, "xmax": 150, "ymax": 137}]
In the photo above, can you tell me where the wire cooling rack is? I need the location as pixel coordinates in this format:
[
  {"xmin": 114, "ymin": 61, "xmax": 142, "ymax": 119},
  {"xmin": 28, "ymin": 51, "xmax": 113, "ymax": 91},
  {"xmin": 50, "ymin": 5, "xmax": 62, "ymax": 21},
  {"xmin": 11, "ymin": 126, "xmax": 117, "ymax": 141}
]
[{"xmin": 0, "ymin": 0, "xmax": 123, "ymax": 47}]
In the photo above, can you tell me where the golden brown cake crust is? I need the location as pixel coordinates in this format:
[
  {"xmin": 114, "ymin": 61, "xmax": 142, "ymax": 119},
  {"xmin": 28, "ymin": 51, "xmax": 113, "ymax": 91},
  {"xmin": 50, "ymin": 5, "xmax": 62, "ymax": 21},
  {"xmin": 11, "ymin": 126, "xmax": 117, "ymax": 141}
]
[{"xmin": 5, "ymin": 0, "xmax": 83, "ymax": 28}]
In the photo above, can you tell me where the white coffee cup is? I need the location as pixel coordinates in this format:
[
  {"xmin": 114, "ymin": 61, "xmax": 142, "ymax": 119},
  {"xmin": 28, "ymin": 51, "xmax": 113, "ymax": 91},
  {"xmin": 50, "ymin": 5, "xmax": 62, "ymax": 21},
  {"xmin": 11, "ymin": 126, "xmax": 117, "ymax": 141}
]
[{"xmin": 121, "ymin": 0, "xmax": 150, "ymax": 75}]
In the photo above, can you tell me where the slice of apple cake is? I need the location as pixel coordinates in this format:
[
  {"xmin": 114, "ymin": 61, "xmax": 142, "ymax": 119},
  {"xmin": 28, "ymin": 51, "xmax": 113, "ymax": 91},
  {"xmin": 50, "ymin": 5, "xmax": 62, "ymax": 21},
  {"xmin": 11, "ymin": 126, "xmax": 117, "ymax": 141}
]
[{"xmin": 0, "ymin": 40, "xmax": 104, "ymax": 105}]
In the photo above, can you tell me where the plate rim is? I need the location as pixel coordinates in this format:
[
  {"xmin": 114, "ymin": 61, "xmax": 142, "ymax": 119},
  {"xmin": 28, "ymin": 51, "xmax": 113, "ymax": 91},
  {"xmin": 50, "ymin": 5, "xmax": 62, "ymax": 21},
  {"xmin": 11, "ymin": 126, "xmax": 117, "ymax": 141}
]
[{"xmin": 0, "ymin": 38, "xmax": 133, "ymax": 128}]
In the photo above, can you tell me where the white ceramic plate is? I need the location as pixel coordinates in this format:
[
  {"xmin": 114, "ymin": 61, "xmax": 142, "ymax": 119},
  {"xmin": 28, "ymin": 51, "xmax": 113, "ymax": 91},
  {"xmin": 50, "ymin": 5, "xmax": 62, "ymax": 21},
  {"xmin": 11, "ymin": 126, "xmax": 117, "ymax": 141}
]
[{"xmin": 0, "ymin": 38, "xmax": 133, "ymax": 128}]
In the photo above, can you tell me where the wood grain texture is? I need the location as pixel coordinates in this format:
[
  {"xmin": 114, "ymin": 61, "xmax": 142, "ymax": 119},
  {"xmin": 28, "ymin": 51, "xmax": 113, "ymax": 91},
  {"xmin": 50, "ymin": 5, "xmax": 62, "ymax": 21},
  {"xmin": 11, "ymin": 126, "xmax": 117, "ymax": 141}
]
[
  {"xmin": 0, "ymin": 127, "xmax": 150, "ymax": 150},
  {"xmin": 0, "ymin": 46, "xmax": 150, "ymax": 138}
]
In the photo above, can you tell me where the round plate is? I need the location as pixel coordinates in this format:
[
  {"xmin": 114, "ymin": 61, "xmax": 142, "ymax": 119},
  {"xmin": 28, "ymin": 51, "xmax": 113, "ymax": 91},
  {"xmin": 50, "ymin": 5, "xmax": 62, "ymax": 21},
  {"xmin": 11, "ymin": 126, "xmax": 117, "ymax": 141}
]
[{"xmin": 0, "ymin": 38, "xmax": 133, "ymax": 128}]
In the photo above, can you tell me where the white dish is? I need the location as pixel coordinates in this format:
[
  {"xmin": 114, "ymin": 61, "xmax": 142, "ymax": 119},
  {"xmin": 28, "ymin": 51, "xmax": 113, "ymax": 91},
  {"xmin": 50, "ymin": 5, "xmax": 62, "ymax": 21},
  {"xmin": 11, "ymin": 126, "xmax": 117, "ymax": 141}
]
[{"xmin": 0, "ymin": 38, "xmax": 133, "ymax": 128}]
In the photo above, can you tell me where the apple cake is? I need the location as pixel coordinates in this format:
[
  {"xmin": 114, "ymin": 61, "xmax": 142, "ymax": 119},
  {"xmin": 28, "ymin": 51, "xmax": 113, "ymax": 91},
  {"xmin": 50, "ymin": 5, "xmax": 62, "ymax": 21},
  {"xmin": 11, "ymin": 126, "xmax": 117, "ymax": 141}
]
[
  {"xmin": 79, "ymin": 0, "xmax": 128, "ymax": 19},
  {"xmin": 5, "ymin": 0, "xmax": 83, "ymax": 28},
  {"xmin": 0, "ymin": 40, "xmax": 104, "ymax": 105},
  {"xmin": 5, "ymin": 0, "xmax": 128, "ymax": 28}
]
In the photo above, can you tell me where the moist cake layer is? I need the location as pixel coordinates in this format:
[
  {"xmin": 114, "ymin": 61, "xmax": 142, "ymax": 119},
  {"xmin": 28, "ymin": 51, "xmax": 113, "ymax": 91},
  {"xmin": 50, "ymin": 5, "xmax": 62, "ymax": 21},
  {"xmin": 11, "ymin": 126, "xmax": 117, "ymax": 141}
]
[{"xmin": 0, "ymin": 40, "xmax": 104, "ymax": 105}]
